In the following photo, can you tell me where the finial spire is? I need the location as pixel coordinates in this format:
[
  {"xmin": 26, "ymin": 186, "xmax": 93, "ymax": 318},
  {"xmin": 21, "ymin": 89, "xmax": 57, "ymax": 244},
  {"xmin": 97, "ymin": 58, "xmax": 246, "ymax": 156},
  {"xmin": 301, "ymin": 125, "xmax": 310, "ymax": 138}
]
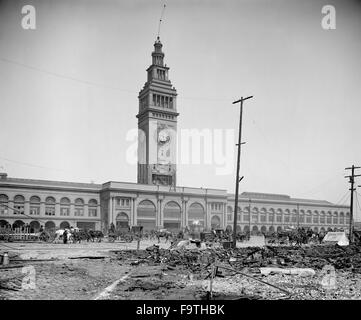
[{"xmin": 157, "ymin": 4, "xmax": 166, "ymax": 40}]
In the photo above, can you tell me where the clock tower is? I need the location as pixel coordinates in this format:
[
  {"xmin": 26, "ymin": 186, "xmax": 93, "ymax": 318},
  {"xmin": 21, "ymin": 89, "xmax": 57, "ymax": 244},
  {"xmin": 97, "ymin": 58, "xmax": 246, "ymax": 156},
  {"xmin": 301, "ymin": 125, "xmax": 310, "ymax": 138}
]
[{"xmin": 137, "ymin": 37, "xmax": 179, "ymax": 186}]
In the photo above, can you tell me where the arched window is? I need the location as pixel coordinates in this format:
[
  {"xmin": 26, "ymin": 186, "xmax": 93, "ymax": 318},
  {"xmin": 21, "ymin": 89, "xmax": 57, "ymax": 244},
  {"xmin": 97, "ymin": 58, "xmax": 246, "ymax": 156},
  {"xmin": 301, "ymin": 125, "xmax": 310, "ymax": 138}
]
[
  {"xmin": 188, "ymin": 202, "xmax": 205, "ymax": 227},
  {"xmin": 227, "ymin": 206, "xmax": 233, "ymax": 222},
  {"xmin": 320, "ymin": 211, "xmax": 326, "ymax": 224},
  {"xmin": 116, "ymin": 212, "xmax": 129, "ymax": 229},
  {"xmin": 260, "ymin": 208, "xmax": 267, "ymax": 223},
  {"xmin": 268, "ymin": 208, "xmax": 275, "ymax": 223},
  {"xmin": 13, "ymin": 220, "xmax": 25, "ymax": 229},
  {"xmin": 251, "ymin": 207, "xmax": 258, "ymax": 223},
  {"xmin": 243, "ymin": 207, "xmax": 250, "ymax": 222},
  {"xmin": 60, "ymin": 221, "xmax": 70, "ymax": 229},
  {"xmin": 45, "ymin": 221, "xmax": 56, "ymax": 231},
  {"xmin": 306, "ymin": 210, "xmax": 312, "ymax": 224},
  {"xmin": 346, "ymin": 212, "xmax": 350, "ymax": 225},
  {"xmin": 164, "ymin": 201, "xmax": 181, "ymax": 231},
  {"xmin": 211, "ymin": 215, "xmax": 221, "ymax": 229},
  {"xmin": 30, "ymin": 196, "xmax": 40, "ymax": 215},
  {"xmin": 0, "ymin": 219, "xmax": 9, "ymax": 227},
  {"xmin": 299, "ymin": 210, "xmax": 305, "ymax": 223},
  {"xmin": 326, "ymin": 211, "xmax": 332, "ymax": 224},
  {"xmin": 284, "ymin": 209, "xmax": 290, "ymax": 223},
  {"xmin": 88, "ymin": 199, "xmax": 98, "ymax": 217},
  {"xmin": 0, "ymin": 194, "xmax": 9, "ymax": 215},
  {"xmin": 291, "ymin": 209, "xmax": 297, "ymax": 223},
  {"xmin": 137, "ymin": 200, "xmax": 157, "ymax": 231},
  {"xmin": 74, "ymin": 198, "xmax": 84, "ymax": 216},
  {"xmin": 276, "ymin": 209, "xmax": 282, "ymax": 223},
  {"xmin": 29, "ymin": 221, "xmax": 40, "ymax": 232},
  {"xmin": 60, "ymin": 197, "xmax": 70, "ymax": 216},
  {"xmin": 313, "ymin": 211, "xmax": 319, "ymax": 224},
  {"xmin": 14, "ymin": 195, "xmax": 25, "ymax": 215},
  {"xmin": 332, "ymin": 211, "xmax": 338, "ymax": 224},
  {"xmin": 339, "ymin": 212, "xmax": 345, "ymax": 224},
  {"xmin": 45, "ymin": 197, "xmax": 56, "ymax": 216}
]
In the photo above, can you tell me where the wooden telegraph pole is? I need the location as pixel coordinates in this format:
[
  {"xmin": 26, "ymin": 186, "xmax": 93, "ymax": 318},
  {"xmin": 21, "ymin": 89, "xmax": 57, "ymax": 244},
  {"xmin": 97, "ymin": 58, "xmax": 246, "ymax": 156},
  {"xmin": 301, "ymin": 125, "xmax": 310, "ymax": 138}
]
[
  {"xmin": 345, "ymin": 165, "xmax": 361, "ymax": 243},
  {"xmin": 232, "ymin": 96, "xmax": 253, "ymax": 248}
]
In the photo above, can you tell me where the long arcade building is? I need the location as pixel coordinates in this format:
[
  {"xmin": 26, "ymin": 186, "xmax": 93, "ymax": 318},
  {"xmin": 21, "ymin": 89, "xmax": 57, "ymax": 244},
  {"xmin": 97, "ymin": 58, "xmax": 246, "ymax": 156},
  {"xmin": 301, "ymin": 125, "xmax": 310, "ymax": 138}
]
[
  {"xmin": 0, "ymin": 174, "xmax": 350, "ymax": 234},
  {"xmin": 0, "ymin": 38, "xmax": 350, "ymax": 234}
]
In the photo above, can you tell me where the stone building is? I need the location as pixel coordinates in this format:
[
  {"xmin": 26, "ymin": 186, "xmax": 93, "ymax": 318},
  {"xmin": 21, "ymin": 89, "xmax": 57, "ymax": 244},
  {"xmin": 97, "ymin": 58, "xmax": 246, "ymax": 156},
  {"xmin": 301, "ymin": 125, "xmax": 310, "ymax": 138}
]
[{"xmin": 0, "ymin": 38, "xmax": 349, "ymax": 234}]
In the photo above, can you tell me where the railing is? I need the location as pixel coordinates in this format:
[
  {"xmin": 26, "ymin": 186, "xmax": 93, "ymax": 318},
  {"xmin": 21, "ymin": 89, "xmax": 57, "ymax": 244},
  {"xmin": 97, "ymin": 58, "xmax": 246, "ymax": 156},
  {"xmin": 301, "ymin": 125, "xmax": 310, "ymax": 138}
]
[{"xmin": 0, "ymin": 226, "xmax": 37, "ymax": 241}]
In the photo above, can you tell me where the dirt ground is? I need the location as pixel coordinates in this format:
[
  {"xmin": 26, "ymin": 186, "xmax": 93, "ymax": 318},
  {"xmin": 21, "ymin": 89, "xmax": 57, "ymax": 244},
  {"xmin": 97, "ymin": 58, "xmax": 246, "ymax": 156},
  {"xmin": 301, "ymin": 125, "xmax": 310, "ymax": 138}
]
[{"xmin": 1, "ymin": 240, "xmax": 361, "ymax": 300}]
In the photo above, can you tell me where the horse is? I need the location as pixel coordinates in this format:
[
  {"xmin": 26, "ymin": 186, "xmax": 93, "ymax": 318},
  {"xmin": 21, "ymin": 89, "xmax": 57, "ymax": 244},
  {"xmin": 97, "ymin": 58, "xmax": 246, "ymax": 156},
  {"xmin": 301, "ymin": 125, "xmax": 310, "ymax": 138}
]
[
  {"xmin": 53, "ymin": 228, "xmax": 73, "ymax": 243},
  {"xmin": 154, "ymin": 229, "xmax": 172, "ymax": 243}
]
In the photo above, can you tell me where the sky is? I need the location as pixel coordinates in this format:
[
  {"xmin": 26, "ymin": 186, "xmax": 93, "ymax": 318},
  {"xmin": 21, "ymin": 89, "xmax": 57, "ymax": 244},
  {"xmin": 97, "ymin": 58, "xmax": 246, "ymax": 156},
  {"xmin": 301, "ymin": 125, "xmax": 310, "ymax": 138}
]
[{"xmin": 0, "ymin": 0, "xmax": 361, "ymax": 205}]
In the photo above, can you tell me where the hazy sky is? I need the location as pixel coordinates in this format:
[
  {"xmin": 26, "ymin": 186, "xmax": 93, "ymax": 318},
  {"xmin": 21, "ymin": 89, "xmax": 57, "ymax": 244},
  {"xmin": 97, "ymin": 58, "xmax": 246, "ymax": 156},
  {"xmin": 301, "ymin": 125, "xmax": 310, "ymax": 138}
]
[{"xmin": 0, "ymin": 0, "xmax": 361, "ymax": 204}]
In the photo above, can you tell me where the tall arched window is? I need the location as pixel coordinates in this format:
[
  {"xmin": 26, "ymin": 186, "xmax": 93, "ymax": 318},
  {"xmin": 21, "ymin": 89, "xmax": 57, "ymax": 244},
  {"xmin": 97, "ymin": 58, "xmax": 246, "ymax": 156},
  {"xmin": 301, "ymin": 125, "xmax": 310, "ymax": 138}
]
[
  {"xmin": 326, "ymin": 211, "xmax": 332, "ymax": 224},
  {"xmin": 45, "ymin": 197, "xmax": 56, "ymax": 216},
  {"xmin": 211, "ymin": 215, "xmax": 221, "ymax": 229},
  {"xmin": 313, "ymin": 211, "xmax": 319, "ymax": 224},
  {"xmin": 345, "ymin": 212, "xmax": 350, "ymax": 225},
  {"xmin": 251, "ymin": 207, "xmax": 258, "ymax": 223},
  {"xmin": 88, "ymin": 199, "xmax": 98, "ymax": 217},
  {"xmin": 299, "ymin": 210, "xmax": 305, "ymax": 224},
  {"xmin": 268, "ymin": 208, "xmax": 275, "ymax": 223},
  {"xmin": 0, "ymin": 194, "xmax": 9, "ymax": 215},
  {"xmin": 14, "ymin": 195, "xmax": 25, "ymax": 215},
  {"xmin": 284, "ymin": 209, "xmax": 290, "ymax": 224},
  {"xmin": 30, "ymin": 196, "xmax": 40, "ymax": 215},
  {"xmin": 227, "ymin": 206, "xmax": 233, "ymax": 222},
  {"xmin": 320, "ymin": 211, "xmax": 326, "ymax": 224},
  {"xmin": 291, "ymin": 209, "xmax": 297, "ymax": 223},
  {"xmin": 164, "ymin": 201, "xmax": 181, "ymax": 231},
  {"xmin": 137, "ymin": 199, "xmax": 157, "ymax": 231},
  {"xmin": 306, "ymin": 210, "xmax": 312, "ymax": 224},
  {"xmin": 188, "ymin": 202, "xmax": 205, "ymax": 227},
  {"xmin": 260, "ymin": 208, "xmax": 267, "ymax": 223},
  {"xmin": 243, "ymin": 207, "xmax": 250, "ymax": 222},
  {"xmin": 74, "ymin": 198, "xmax": 84, "ymax": 216},
  {"xmin": 60, "ymin": 197, "xmax": 70, "ymax": 216},
  {"xmin": 276, "ymin": 209, "xmax": 282, "ymax": 223},
  {"xmin": 332, "ymin": 211, "xmax": 338, "ymax": 224},
  {"xmin": 339, "ymin": 212, "xmax": 345, "ymax": 224}
]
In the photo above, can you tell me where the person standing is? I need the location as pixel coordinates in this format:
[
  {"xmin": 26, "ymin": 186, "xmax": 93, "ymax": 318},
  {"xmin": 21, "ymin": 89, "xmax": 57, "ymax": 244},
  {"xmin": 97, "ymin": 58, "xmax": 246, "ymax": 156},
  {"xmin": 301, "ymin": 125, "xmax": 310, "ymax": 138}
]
[{"xmin": 63, "ymin": 229, "xmax": 68, "ymax": 244}]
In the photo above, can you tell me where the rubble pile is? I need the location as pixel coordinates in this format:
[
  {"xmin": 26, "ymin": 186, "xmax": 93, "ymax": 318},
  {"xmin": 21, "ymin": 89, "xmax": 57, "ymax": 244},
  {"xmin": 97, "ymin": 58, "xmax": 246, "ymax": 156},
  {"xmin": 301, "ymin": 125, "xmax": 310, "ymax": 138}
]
[{"xmin": 115, "ymin": 244, "xmax": 361, "ymax": 273}]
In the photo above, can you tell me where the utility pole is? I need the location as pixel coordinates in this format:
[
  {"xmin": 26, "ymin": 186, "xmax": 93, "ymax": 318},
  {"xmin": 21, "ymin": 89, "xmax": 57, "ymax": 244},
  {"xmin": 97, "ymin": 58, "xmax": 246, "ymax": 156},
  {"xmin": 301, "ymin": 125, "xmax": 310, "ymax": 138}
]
[
  {"xmin": 345, "ymin": 165, "xmax": 361, "ymax": 243},
  {"xmin": 232, "ymin": 95, "xmax": 253, "ymax": 248},
  {"xmin": 248, "ymin": 198, "xmax": 251, "ymax": 239}
]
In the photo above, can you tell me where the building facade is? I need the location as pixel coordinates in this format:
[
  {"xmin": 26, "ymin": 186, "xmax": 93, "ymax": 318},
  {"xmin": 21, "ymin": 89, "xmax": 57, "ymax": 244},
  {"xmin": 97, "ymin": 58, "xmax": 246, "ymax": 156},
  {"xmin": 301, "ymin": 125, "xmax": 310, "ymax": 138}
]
[
  {"xmin": 0, "ymin": 38, "xmax": 350, "ymax": 234},
  {"xmin": 0, "ymin": 173, "xmax": 350, "ymax": 234}
]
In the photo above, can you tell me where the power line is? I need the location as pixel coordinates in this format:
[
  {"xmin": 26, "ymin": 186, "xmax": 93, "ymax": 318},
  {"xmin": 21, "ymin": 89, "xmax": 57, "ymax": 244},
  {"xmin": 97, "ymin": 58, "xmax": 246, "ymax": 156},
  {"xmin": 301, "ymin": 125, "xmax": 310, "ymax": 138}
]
[
  {"xmin": 0, "ymin": 57, "xmax": 231, "ymax": 102},
  {"xmin": 0, "ymin": 203, "xmax": 48, "ymax": 225},
  {"xmin": 0, "ymin": 156, "xmax": 98, "ymax": 183},
  {"xmin": 336, "ymin": 191, "xmax": 350, "ymax": 205},
  {"xmin": 0, "ymin": 156, "xmax": 66, "ymax": 172},
  {"xmin": 0, "ymin": 57, "xmax": 136, "ymax": 93}
]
